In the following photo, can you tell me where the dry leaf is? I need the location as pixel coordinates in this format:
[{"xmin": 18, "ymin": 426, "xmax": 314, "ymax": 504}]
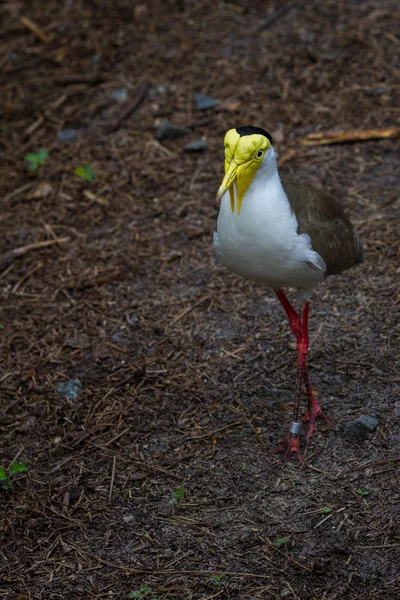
[{"xmin": 29, "ymin": 182, "xmax": 53, "ymax": 199}]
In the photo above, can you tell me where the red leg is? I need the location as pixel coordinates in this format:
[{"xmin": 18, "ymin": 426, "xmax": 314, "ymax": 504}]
[
  {"xmin": 275, "ymin": 290, "xmax": 302, "ymax": 342},
  {"xmin": 274, "ymin": 290, "xmax": 306, "ymax": 463},
  {"xmin": 274, "ymin": 292, "xmax": 332, "ymax": 459},
  {"xmin": 299, "ymin": 301, "xmax": 333, "ymax": 439}
]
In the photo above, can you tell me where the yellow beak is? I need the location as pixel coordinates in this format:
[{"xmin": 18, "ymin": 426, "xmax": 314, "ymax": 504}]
[
  {"xmin": 216, "ymin": 160, "xmax": 237, "ymax": 212},
  {"xmin": 216, "ymin": 159, "xmax": 256, "ymax": 215}
]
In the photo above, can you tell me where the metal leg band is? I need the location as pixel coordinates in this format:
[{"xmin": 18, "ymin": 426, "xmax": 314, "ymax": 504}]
[{"xmin": 289, "ymin": 421, "xmax": 302, "ymax": 435}]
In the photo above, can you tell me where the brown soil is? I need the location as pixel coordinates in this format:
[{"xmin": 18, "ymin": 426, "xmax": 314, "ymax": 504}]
[{"xmin": 1, "ymin": 1, "xmax": 400, "ymax": 599}]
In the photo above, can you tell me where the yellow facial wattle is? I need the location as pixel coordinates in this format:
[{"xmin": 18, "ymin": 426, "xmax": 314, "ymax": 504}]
[{"xmin": 216, "ymin": 129, "xmax": 271, "ymax": 214}]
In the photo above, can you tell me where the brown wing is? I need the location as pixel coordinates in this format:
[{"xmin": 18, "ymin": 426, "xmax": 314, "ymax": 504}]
[{"xmin": 282, "ymin": 180, "xmax": 364, "ymax": 276}]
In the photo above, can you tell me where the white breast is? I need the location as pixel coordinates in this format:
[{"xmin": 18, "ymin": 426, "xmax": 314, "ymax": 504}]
[{"xmin": 213, "ymin": 150, "xmax": 325, "ymax": 291}]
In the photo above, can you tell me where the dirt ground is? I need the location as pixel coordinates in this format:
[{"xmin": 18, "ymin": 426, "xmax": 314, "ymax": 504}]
[{"xmin": 1, "ymin": 1, "xmax": 400, "ymax": 599}]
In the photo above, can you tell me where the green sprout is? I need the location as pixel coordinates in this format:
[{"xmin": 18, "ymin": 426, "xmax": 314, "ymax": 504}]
[
  {"xmin": 274, "ymin": 537, "xmax": 289, "ymax": 548},
  {"xmin": 209, "ymin": 574, "xmax": 226, "ymax": 586},
  {"xmin": 0, "ymin": 462, "xmax": 28, "ymax": 490},
  {"xmin": 75, "ymin": 165, "xmax": 96, "ymax": 182},
  {"xmin": 321, "ymin": 507, "xmax": 333, "ymax": 515},
  {"xmin": 24, "ymin": 149, "xmax": 49, "ymax": 172},
  {"xmin": 171, "ymin": 486, "xmax": 185, "ymax": 504},
  {"xmin": 356, "ymin": 488, "xmax": 369, "ymax": 496},
  {"xmin": 128, "ymin": 585, "xmax": 157, "ymax": 599}
]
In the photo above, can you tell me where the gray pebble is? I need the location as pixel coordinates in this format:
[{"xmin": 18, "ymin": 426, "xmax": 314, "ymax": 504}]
[
  {"xmin": 57, "ymin": 129, "xmax": 78, "ymax": 143},
  {"xmin": 195, "ymin": 93, "xmax": 219, "ymax": 110},
  {"xmin": 364, "ymin": 87, "xmax": 391, "ymax": 96},
  {"xmin": 111, "ymin": 88, "xmax": 128, "ymax": 102},
  {"xmin": 344, "ymin": 415, "xmax": 378, "ymax": 440},
  {"xmin": 57, "ymin": 379, "xmax": 82, "ymax": 401},
  {"xmin": 184, "ymin": 140, "xmax": 208, "ymax": 152},
  {"xmin": 155, "ymin": 121, "xmax": 190, "ymax": 141}
]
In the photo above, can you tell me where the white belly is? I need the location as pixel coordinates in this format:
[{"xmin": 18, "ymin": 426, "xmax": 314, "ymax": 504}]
[{"xmin": 214, "ymin": 175, "xmax": 324, "ymax": 290}]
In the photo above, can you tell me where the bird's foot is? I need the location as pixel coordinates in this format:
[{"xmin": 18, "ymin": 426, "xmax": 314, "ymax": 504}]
[
  {"xmin": 273, "ymin": 432, "xmax": 304, "ymax": 465},
  {"xmin": 303, "ymin": 398, "xmax": 333, "ymax": 440}
]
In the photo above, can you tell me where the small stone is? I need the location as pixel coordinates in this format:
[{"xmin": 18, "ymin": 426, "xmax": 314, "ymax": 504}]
[
  {"xmin": 29, "ymin": 182, "xmax": 53, "ymax": 199},
  {"xmin": 123, "ymin": 514, "xmax": 135, "ymax": 523},
  {"xmin": 57, "ymin": 128, "xmax": 78, "ymax": 143},
  {"xmin": 344, "ymin": 415, "xmax": 378, "ymax": 440},
  {"xmin": 155, "ymin": 121, "xmax": 190, "ymax": 141},
  {"xmin": 56, "ymin": 379, "xmax": 82, "ymax": 401},
  {"xmin": 110, "ymin": 331, "xmax": 130, "ymax": 349},
  {"xmin": 184, "ymin": 140, "xmax": 208, "ymax": 152},
  {"xmin": 65, "ymin": 333, "xmax": 91, "ymax": 349},
  {"xmin": 194, "ymin": 93, "xmax": 219, "ymax": 110},
  {"xmin": 16, "ymin": 416, "xmax": 38, "ymax": 433},
  {"xmin": 364, "ymin": 87, "xmax": 391, "ymax": 96},
  {"xmin": 134, "ymin": 4, "xmax": 148, "ymax": 19},
  {"xmin": 111, "ymin": 88, "xmax": 128, "ymax": 102},
  {"xmin": 299, "ymin": 31, "xmax": 315, "ymax": 44}
]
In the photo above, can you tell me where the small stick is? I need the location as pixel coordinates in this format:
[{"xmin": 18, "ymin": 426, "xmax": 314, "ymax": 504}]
[
  {"xmin": 12, "ymin": 261, "xmax": 44, "ymax": 293},
  {"xmin": 259, "ymin": 0, "xmax": 297, "ymax": 30},
  {"xmin": 106, "ymin": 81, "xmax": 150, "ymax": 133},
  {"xmin": 8, "ymin": 446, "xmax": 25, "ymax": 469},
  {"xmin": 108, "ymin": 455, "xmax": 117, "ymax": 502},
  {"xmin": 167, "ymin": 295, "xmax": 210, "ymax": 327},
  {"xmin": 20, "ymin": 16, "xmax": 49, "ymax": 43},
  {"xmin": 340, "ymin": 456, "xmax": 400, "ymax": 474},
  {"xmin": 261, "ymin": 537, "xmax": 312, "ymax": 572},
  {"xmin": 73, "ymin": 547, "xmax": 273, "ymax": 579},
  {"xmin": 302, "ymin": 127, "xmax": 400, "ymax": 146},
  {"xmin": 0, "ymin": 238, "xmax": 69, "ymax": 272}
]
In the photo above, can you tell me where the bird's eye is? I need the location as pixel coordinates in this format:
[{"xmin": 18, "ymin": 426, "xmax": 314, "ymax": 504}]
[{"xmin": 256, "ymin": 150, "xmax": 264, "ymax": 159}]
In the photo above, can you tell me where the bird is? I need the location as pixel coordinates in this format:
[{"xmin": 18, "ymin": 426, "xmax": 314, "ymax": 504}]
[{"xmin": 213, "ymin": 125, "xmax": 364, "ymax": 463}]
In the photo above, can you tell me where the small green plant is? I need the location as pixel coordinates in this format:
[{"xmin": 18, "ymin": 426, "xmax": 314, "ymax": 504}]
[
  {"xmin": 209, "ymin": 574, "xmax": 226, "ymax": 586},
  {"xmin": 0, "ymin": 324, "xmax": 4, "ymax": 329},
  {"xmin": 171, "ymin": 486, "xmax": 185, "ymax": 504},
  {"xmin": 127, "ymin": 585, "xmax": 157, "ymax": 599},
  {"xmin": 0, "ymin": 461, "xmax": 28, "ymax": 490},
  {"xmin": 75, "ymin": 165, "xmax": 96, "ymax": 182},
  {"xmin": 356, "ymin": 488, "xmax": 369, "ymax": 496},
  {"xmin": 321, "ymin": 507, "xmax": 333, "ymax": 515},
  {"xmin": 24, "ymin": 149, "xmax": 49, "ymax": 172},
  {"xmin": 274, "ymin": 537, "xmax": 289, "ymax": 548}
]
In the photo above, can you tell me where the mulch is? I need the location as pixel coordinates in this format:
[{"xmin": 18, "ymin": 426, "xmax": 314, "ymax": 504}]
[{"xmin": 1, "ymin": 1, "xmax": 400, "ymax": 599}]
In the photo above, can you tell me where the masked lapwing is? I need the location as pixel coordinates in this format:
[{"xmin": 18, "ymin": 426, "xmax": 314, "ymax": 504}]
[{"xmin": 214, "ymin": 126, "xmax": 364, "ymax": 463}]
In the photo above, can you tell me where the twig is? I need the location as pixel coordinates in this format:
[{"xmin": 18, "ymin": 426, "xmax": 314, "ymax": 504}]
[
  {"xmin": 20, "ymin": 16, "xmax": 49, "ymax": 43},
  {"xmin": 12, "ymin": 261, "xmax": 44, "ymax": 293},
  {"xmin": 108, "ymin": 455, "xmax": 117, "ymax": 502},
  {"xmin": 104, "ymin": 428, "xmax": 130, "ymax": 447},
  {"xmin": 340, "ymin": 456, "xmax": 400, "ymax": 474},
  {"xmin": 106, "ymin": 81, "xmax": 150, "ymax": 133},
  {"xmin": 0, "ymin": 238, "xmax": 69, "ymax": 272},
  {"xmin": 73, "ymin": 547, "xmax": 272, "ymax": 579},
  {"xmin": 314, "ymin": 513, "xmax": 333, "ymax": 529},
  {"xmin": 229, "ymin": 406, "xmax": 265, "ymax": 446},
  {"xmin": 261, "ymin": 537, "xmax": 313, "ymax": 572},
  {"xmin": 167, "ymin": 295, "xmax": 210, "ymax": 327},
  {"xmin": 259, "ymin": 0, "xmax": 297, "ymax": 30},
  {"xmin": 8, "ymin": 447, "xmax": 25, "ymax": 469},
  {"xmin": 277, "ymin": 148, "xmax": 296, "ymax": 166},
  {"xmin": 301, "ymin": 127, "xmax": 400, "ymax": 146}
]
